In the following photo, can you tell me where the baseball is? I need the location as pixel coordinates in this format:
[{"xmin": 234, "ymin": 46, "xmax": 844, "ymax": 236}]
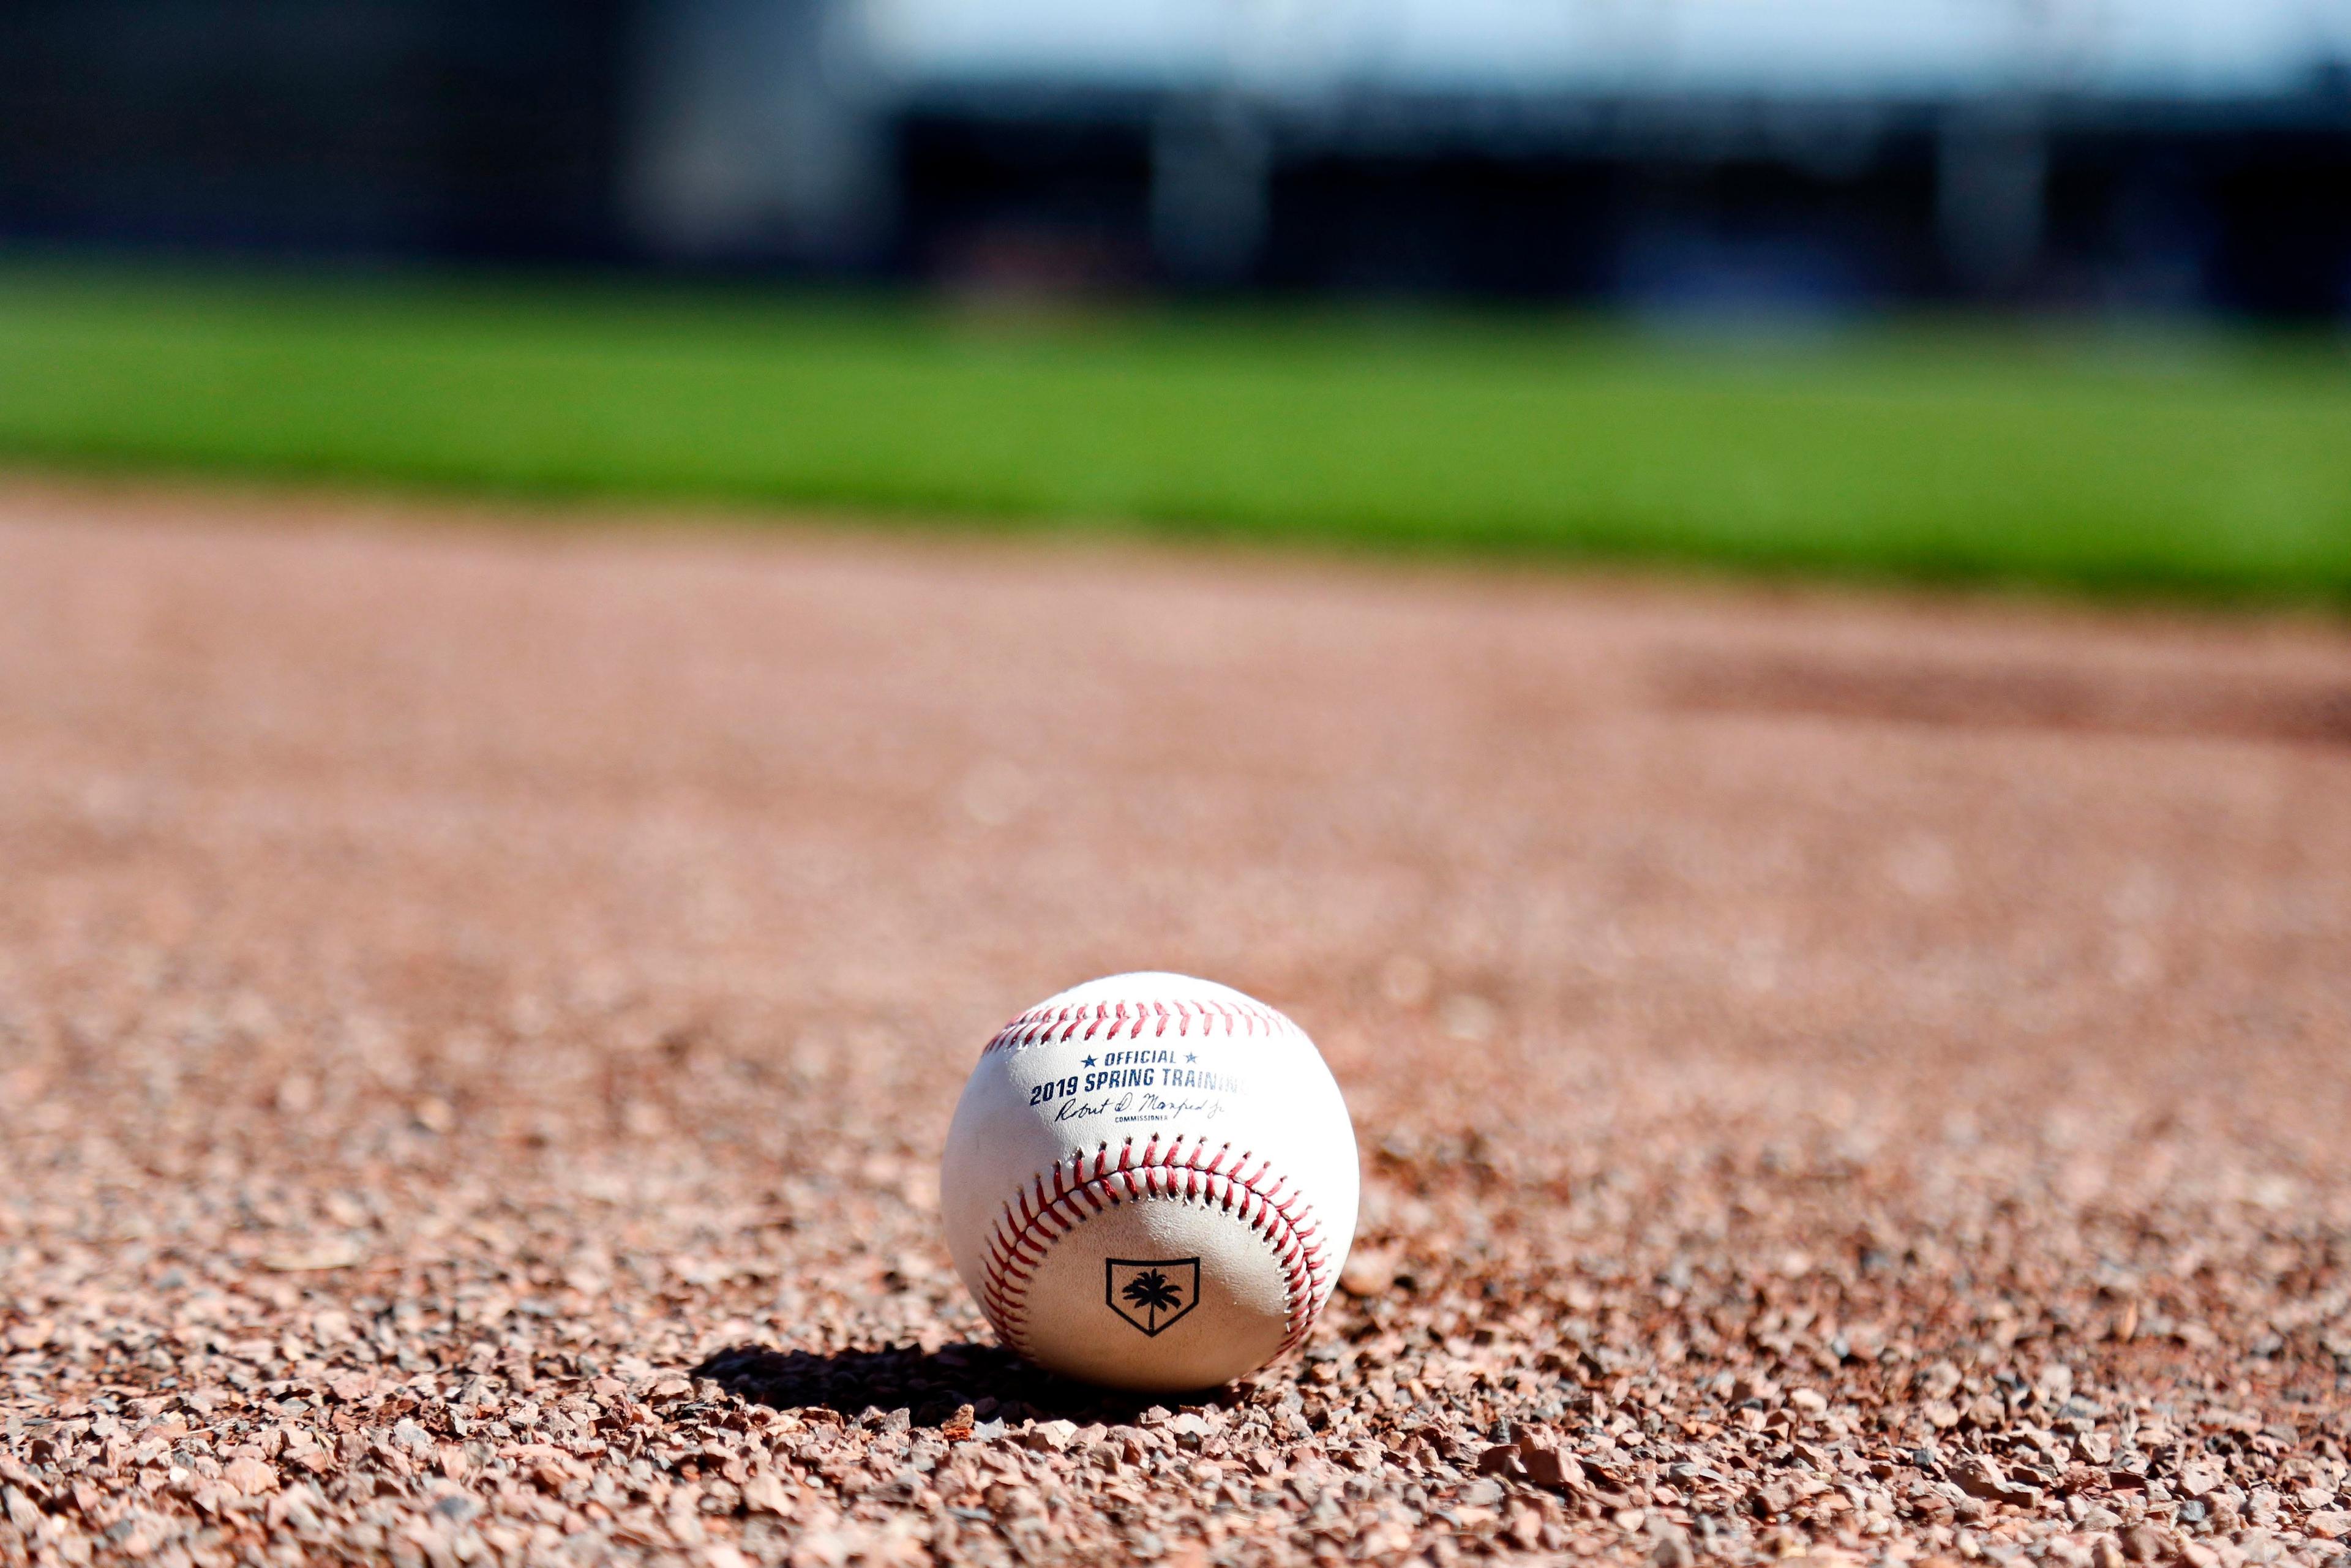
[{"xmin": 940, "ymin": 973, "xmax": 1360, "ymax": 1392}]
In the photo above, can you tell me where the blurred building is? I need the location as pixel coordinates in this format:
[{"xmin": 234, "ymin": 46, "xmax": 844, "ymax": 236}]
[
  {"xmin": 4, "ymin": 0, "xmax": 2349, "ymax": 315},
  {"xmin": 0, "ymin": 2, "xmax": 633, "ymax": 259}
]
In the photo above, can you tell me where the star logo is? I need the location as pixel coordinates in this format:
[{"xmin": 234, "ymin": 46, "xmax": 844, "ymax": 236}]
[
  {"xmin": 1081, "ymin": 1056, "xmax": 1096, "ymax": 1068},
  {"xmin": 1185, "ymin": 1052, "xmax": 1198, "ymax": 1063}
]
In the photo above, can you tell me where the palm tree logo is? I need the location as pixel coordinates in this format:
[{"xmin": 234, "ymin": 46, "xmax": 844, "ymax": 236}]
[
  {"xmin": 1124, "ymin": 1270, "xmax": 1182, "ymax": 1313},
  {"xmin": 1106, "ymin": 1257, "xmax": 1201, "ymax": 1335}
]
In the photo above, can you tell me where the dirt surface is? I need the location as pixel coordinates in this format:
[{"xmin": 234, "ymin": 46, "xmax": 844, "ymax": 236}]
[{"xmin": 5, "ymin": 479, "xmax": 2351, "ymax": 1568}]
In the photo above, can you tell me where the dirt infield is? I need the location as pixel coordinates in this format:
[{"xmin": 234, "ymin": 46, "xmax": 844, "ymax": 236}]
[{"xmin": 4, "ymin": 480, "xmax": 2350, "ymax": 1568}]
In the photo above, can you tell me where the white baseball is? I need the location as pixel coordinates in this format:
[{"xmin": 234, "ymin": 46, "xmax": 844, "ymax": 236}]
[{"xmin": 940, "ymin": 973, "xmax": 1360, "ymax": 1392}]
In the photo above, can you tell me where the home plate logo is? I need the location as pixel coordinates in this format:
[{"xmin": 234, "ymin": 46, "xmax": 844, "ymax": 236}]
[{"xmin": 1106, "ymin": 1258, "xmax": 1200, "ymax": 1336}]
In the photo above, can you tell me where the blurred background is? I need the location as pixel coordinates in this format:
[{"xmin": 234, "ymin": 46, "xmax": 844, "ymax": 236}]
[
  {"xmin": 0, "ymin": 0, "xmax": 2347, "ymax": 597},
  {"xmin": 6, "ymin": 0, "xmax": 2351, "ymax": 311}
]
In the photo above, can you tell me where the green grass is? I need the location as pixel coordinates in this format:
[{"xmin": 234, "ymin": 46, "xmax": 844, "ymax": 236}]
[{"xmin": 2, "ymin": 264, "xmax": 2348, "ymax": 600}]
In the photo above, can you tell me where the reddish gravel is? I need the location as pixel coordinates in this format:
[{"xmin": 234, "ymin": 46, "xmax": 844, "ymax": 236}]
[{"xmin": 4, "ymin": 479, "xmax": 2351, "ymax": 1568}]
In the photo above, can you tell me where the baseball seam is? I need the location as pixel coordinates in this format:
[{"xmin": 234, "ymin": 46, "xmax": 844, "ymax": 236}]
[
  {"xmin": 978, "ymin": 1133, "xmax": 1333, "ymax": 1366},
  {"xmin": 983, "ymin": 997, "xmax": 1299, "ymax": 1054}
]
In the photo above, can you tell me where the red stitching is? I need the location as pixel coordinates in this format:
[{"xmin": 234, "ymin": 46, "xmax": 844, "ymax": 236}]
[
  {"xmin": 981, "ymin": 996, "xmax": 1299, "ymax": 1056},
  {"xmin": 977, "ymin": 1135, "xmax": 1332, "ymax": 1365}
]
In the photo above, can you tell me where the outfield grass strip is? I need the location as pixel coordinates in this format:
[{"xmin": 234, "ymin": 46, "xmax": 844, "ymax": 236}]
[{"xmin": 1, "ymin": 266, "xmax": 2346, "ymax": 601}]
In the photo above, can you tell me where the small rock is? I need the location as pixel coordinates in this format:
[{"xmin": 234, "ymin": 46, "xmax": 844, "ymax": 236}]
[
  {"xmin": 1949, "ymin": 1456, "xmax": 2034, "ymax": 1505},
  {"xmin": 1023, "ymin": 1419, "xmax": 1079, "ymax": 1453},
  {"xmin": 2175, "ymin": 1461, "xmax": 2225, "ymax": 1499},
  {"xmin": 1340, "ymin": 1248, "xmax": 1401, "ymax": 1299},
  {"xmin": 1916, "ymin": 1362, "xmax": 1964, "ymax": 1401},
  {"xmin": 325, "ymin": 1372, "xmax": 377, "ymax": 1404},
  {"xmin": 1478, "ymin": 1444, "xmax": 1526, "ymax": 1480},
  {"xmin": 222, "ymin": 1457, "xmax": 278, "ymax": 1497},
  {"xmin": 740, "ymin": 1474, "xmax": 792, "ymax": 1515},
  {"xmin": 1161, "ymin": 1412, "xmax": 1212, "ymax": 1448},
  {"xmin": 1518, "ymin": 1432, "xmax": 1584, "ymax": 1492}
]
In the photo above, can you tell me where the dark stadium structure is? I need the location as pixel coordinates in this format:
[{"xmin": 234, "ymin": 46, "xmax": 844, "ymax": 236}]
[
  {"xmin": 2, "ymin": 0, "xmax": 2347, "ymax": 317},
  {"xmin": 0, "ymin": 1, "xmax": 636, "ymax": 261}
]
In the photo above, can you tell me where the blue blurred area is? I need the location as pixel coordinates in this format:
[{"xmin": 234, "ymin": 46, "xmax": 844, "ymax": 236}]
[{"xmin": 2, "ymin": 0, "xmax": 2349, "ymax": 316}]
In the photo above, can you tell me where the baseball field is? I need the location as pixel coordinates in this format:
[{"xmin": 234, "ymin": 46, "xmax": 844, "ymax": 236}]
[
  {"xmin": 3, "ymin": 267, "xmax": 2350, "ymax": 599},
  {"xmin": 2, "ymin": 271, "xmax": 2351, "ymax": 1568}
]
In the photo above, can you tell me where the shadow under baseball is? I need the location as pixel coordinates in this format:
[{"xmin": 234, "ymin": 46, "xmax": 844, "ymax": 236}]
[{"xmin": 689, "ymin": 1341, "xmax": 1231, "ymax": 1428}]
